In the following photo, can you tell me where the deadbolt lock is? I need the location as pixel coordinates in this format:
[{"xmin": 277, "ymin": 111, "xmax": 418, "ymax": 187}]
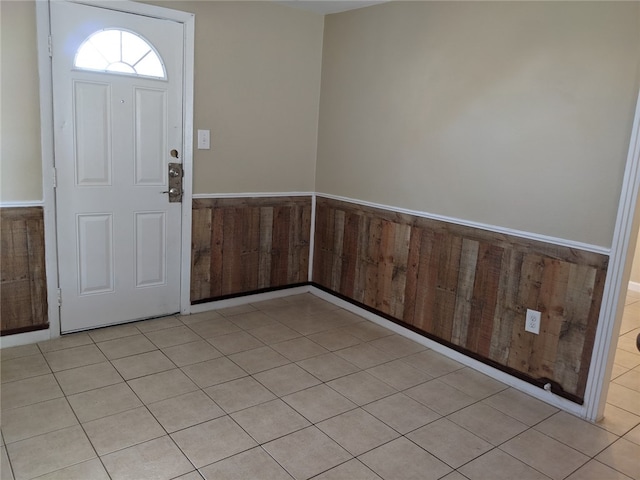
[{"xmin": 165, "ymin": 162, "xmax": 183, "ymax": 203}]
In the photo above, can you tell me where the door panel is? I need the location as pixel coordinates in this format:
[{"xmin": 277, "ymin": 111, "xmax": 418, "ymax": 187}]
[{"xmin": 52, "ymin": 1, "xmax": 184, "ymax": 332}]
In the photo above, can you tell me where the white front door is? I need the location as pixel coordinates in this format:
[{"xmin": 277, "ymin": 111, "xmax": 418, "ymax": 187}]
[{"xmin": 51, "ymin": 1, "xmax": 184, "ymax": 332}]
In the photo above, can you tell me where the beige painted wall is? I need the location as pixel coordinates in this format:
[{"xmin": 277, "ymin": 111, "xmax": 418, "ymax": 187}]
[
  {"xmin": 0, "ymin": 1, "xmax": 323, "ymax": 201},
  {"xmin": 151, "ymin": 1, "xmax": 323, "ymax": 194},
  {"xmin": 316, "ymin": 2, "xmax": 640, "ymax": 247},
  {"xmin": 0, "ymin": 0, "xmax": 43, "ymax": 202}
]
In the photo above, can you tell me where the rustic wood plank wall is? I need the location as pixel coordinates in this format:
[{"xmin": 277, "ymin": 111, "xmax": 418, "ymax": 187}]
[
  {"xmin": 0, "ymin": 207, "xmax": 49, "ymax": 335},
  {"xmin": 191, "ymin": 197, "xmax": 312, "ymax": 303},
  {"xmin": 313, "ymin": 197, "xmax": 608, "ymax": 402}
]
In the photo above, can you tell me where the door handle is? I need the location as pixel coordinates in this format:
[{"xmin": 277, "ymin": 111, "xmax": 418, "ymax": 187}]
[{"xmin": 161, "ymin": 188, "xmax": 181, "ymax": 195}]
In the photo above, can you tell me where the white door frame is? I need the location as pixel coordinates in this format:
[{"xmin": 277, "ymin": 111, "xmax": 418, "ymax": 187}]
[{"xmin": 36, "ymin": 0, "xmax": 195, "ymax": 339}]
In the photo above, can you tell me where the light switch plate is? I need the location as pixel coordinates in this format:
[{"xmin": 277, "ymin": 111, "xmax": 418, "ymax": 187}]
[{"xmin": 197, "ymin": 129, "xmax": 210, "ymax": 150}]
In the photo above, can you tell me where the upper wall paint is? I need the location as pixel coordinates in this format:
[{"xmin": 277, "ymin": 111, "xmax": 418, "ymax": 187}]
[
  {"xmin": 148, "ymin": 1, "xmax": 324, "ymax": 194},
  {"xmin": 316, "ymin": 2, "xmax": 640, "ymax": 247},
  {"xmin": 1, "ymin": 0, "xmax": 43, "ymax": 202},
  {"xmin": 1, "ymin": 1, "xmax": 323, "ymax": 201}
]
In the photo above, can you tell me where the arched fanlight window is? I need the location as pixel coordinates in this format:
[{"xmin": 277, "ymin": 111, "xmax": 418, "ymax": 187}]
[{"xmin": 74, "ymin": 29, "xmax": 166, "ymax": 79}]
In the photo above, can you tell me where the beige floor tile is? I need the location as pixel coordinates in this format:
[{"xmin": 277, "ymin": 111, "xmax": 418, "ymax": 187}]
[
  {"xmin": 1, "ymin": 446, "xmax": 13, "ymax": 480},
  {"xmin": 404, "ymin": 379, "xmax": 475, "ymax": 415},
  {"xmin": 401, "ymin": 350, "xmax": 464, "ymax": 377},
  {"xmin": 228, "ymin": 346, "xmax": 290, "ymax": 374},
  {"xmin": 34, "ymin": 458, "xmax": 110, "ymax": 480},
  {"xmin": 54, "ymin": 361, "xmax": 122, "ymax": 395},
  {"xmin": 83, "ymin": 406, "xmax": 164, "ymax": 455},
  {"xmin": 1, "ymin": 398, "xmax": 77, "ymax": 444},
  {"xmin": 501, "ymin": 429, "xmax": 589, "ymax": 480},
  {"xmin": 613, "ymin": 368, "xmax": 640, "ymax": 392},
  {"xmin": 617, "ymin": 335, "xmax": 640, "ymax": 355},
  {"xmin": 172, "ymin": 472, "xmax": 204, "ymax": 480},
  {"xmin": 297, "ymin": 353, "xmax": 360, "ymax": 382},
  {"xmin": 608, "ymin": 383, "xmax": 640, "ymax": 415},
  {"xmin": 534, "ymin": 411, "xmax": 619, "ymax": 457},
  {"xmin": 144, "ymin": 325, "xmax": 202, "ymax": 349},
  {"xmin": 327, "ymin": 371, "xmax": 396, "ymax": 406},
  {"xmin": 334, "ymin": 344, "xmax": 394, "ymax": 369},
  {"xmin": 96, "ymin": 334, "xmax": 157, "ymax": 360},
  {"xmin": 249, "ymin": 323, "xmax": 302, "ymax": 345},
  {"xmin": 206, "ymin": 331, "xmax": 264, "ymax": 355},
  {"xmin": 624, "ymin": 423, "xmax": 640, "ymax": 445},
  {"xmin": 313, "ymin": 459, "xmax": 381, "ymax": 480},
  {"xmin": 231, "ymin": 399, "xmax": 310, "ymax": 444},
  {"xmin": 178, "ymin": 310, "xmax": 223, "ymax": 326},
  {"xmin": 0, "ymin": 344, "xmax": 40, "ymax": 361},
  {"xmin": 128, "ymin": 368, "xmax": 198, "ymax": 404},
  {"xmin": 271, "ymin": 337, "xmax": 329, "ymax": 362},
  {"xmin": 307, "ymin": 330, "xmax": 362, "ymax": 351},
  {"xmin": 111, "ymin": 350, "xmax": 176, "ymax": 380},
  {"xmin": 181, "ymin": 357, "xmax": 247, "ymax": 388},
  {"xmin": 317, "ymin": 408, "xmax": 399, "ymax": 456},
  {"xmin": 363, "ymin": 393, "xmax": 440, "ymax": 434},
  {"xmin": 1, "ymin": 355, "xmax": 51, "ymax": 383},
  {"xmin": 43, "ymin": 344, "xmax": 107, "ymax": 372},
  {"xmin": 282, "ymin": 384, "xmax": 356, "ymax": 424},
  {"xmin": 200, "ymin": 447, "xmax": 293, "ymax": 480},
  {"xmin": 595, "ymin": 438, "xmax": 640, "ymax": 480},
  {"xmin": 161, "ymin": 340, "xmax": 222, "ymax": 367},
  {"xmin": 254, "ymin": 364, "xmax": 321, "ymax": 397},
  {"xmin": 611, "ymin": 363, "xmax": 630, "ymax": 380},
  {"xmin": 6, "ymin": 426, "xmax": 95, "ymax": 480},
  {"xmin": 68, "ymin": 382, "xmax": 142, "ymax": 423},
  {"xmin": 204, "ymin": 376, "xmax": 276, "ymax": 413},
  {"xmin": 366, "ymin": 359, "xmax": 432, "ymax": 391},
  {"xmin": 217, "ymin": 304, "xmax": 258, "ymax": 317},
  {"xmin": 0, "ymin": 374, "xmax": 63, "ymax": 411},
  {"xmin": 484, "ymin": 388, "xmax": 559, "ymax": 426},
  {"xmin": 367, "ymin": 335, "xmax": 426, "ymax": 358},
  {"xmin": 263, "ymin": 426, "xmax": 351, "ymax": 480},
  {"xmin": 438, "ymin": 368, "xmax": 507, "ymax": 400},
  {"xmin": 565, "ymin": 460, "xmax": 633, "ymax": 480},
  {"xmin": 135, "ymin": 316, "xmax": 183, "ymax": 333},
  {"xmin": 251, "ymin": 297, "xmax": 292, "ymax": 309},
  {"xmin": 440, "ymin": 472, "xmax": 469, "ymax": 480},
  {"xmin": 87, "ymin": 324, "xmax": 141, "ymax": 343},
  {"xmin": 337, "ymin": 322, "xmax": 394, "ymax": 342},
  {"xmin": 598, "ymin": 403, "xmax": 640, "ymax": 436},
  {"xmin": 171, "ymin": 416, "xmax": 256, "ymax": 468},
  {"xmin": 277, "ymin": 315, "xmax": 337, "ymax": 336},
  {"xmin": 359, "ymin": 437, "xmax": 451, "ymax": 480},
  {"xmin": 37, "ymin": 333, "xmax": 93, "ymax": 353},
  {"xmin": 459, "ymin": 449, "xmax": 550, "ymax": 480},
  {"xmin": 188, "ymin": 319, "xmax": 241, "ymax": 339},
  {"xmin": 448, "ymin": 402, "xmax": 528, "ymax": 446},
  {"xmin": 101, "ymin": 435, "xmax": 193, "ymax": 480},
  {"xmin": 227, "ymin": 310, "xmax": 279, "ymax": 330},
  {"xmin": 407, "ymin": 418, "xmax": 492, "ymax": 469},
  {"xmin": 147, "ymin": 390, "xmax": 224, "ymax": 433},
  {"xmin": 613, "ymin": 349, "xmax": 640, "ymax": 370}
]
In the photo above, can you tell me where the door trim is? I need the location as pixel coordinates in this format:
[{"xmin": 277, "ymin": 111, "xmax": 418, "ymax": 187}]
[{"xmin": 36, "ymin": 0, "xmax": 195, "ymax": 338}]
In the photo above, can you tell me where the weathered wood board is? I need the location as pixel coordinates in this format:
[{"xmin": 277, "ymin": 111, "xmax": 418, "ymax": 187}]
[
  {"xmin": 313, "ymin": 197, "xmax": 608, "ymax": 402},
  {"xmin": 1, "ymin": 207, "xmax": 49, "ymax": 335},
  {"xmin": 191, "ymin": 197, "xmax": 311, "ymax": 302}
]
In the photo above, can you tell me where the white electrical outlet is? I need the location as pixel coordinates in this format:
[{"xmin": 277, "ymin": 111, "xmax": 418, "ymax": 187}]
[{"xmin": 525, "ymin": 309, "xmax": 541, "ymax": 335}]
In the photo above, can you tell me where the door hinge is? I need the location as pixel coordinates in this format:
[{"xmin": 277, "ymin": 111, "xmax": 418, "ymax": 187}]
[
  {"xmin": 52, "ymin": 167, "xmax": 57, "ymax": 188},
  {"xmin": 57, "ymin": 288, "xmax": 62, "ymax": 307},
  {"xmin": 48, "ymin": 35, "xmax": 53, "ymax": 58}
]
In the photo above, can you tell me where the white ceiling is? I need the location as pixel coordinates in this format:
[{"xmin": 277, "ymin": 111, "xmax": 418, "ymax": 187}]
[{"xmin": 275, "ymin": 0, "xmax": 388, "ymax": 15}]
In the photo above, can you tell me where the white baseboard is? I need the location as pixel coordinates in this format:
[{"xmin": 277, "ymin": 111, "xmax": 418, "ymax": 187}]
[
  {"xmin": 188, "ymin": 285, "xmax": 313, "ymax": 314},
  {"xmin": 628, "ymin": 281, "xmax": 640, "ymax": 293},
  {"xmin": 0, "ymin": 329, "xmax": 51, "ymax": 349}
]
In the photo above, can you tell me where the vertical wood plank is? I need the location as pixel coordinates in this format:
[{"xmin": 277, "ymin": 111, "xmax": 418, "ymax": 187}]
[
  {"xmin": 403, "ymin": 226, "xmax": 422, "ymax": 326},
  {"xmin": 451, "ymin": 238, "xmax": 479, "ymax": 347},
  {"xmin": 190, "ymin": 207, "xmax": 212, "ymax": 301},
  {"xmin": 210, "ymin": 207, "xmax": 224, "ymax": 297},
  {"xmin": 340, "ymin": 212, "xmax": 360, "ymax": 298},
  {"xmin": 258, "ymin": 207, "xmax": 273, "ymax": 289},
  {"xmin": 390, "ymin": 222, "xmax": 411, "ymax": 319},
  {"xmin": 331, "ymin": 210, "xmax": 345, "ymax": 292},
  {"xmin": 271, "ymin": 206, "xmax": 291, "ymax": 286}
]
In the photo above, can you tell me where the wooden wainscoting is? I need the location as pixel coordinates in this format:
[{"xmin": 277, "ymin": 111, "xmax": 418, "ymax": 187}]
[
  {"xmin": 313, "ymin": 197, "xmax": 608, "ymax": 403},
  {"xmin": 0, "ymin": 207, "xmax": 49, "ymax": 335},
  {"xmin": 191, "ymin": 196, "xmax": 312, "ymax": 303}
]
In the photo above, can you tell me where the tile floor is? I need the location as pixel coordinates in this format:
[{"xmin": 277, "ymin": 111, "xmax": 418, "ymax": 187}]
[{"xmin": 1, "ymin": 292, "xmax": 639, "ymax": 480}]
